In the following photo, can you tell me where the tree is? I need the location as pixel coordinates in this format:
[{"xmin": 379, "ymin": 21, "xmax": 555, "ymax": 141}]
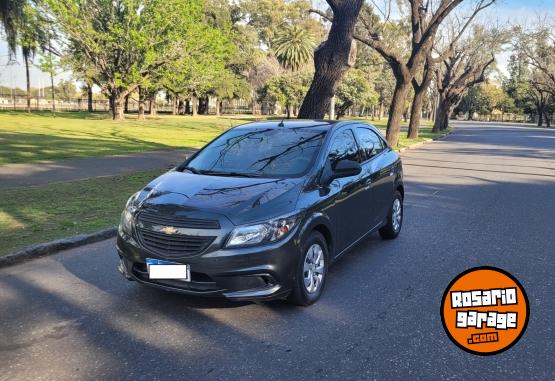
[
  {"xmin": 237, "ymin": 0, "xmax": 324, "ymax": 47},
  {"xmin": 456, "ymin": 85, "xmax": 488, "ymax": 119},
  {"xmin": 407, "ymin": 56, "xmax": 434, "ymax": 138},
  {"xmin": 503, "ymin": 44, "xmax": 532, "ymax": 115},
  {"xmin": 209, "ymin": 71, "xmax": 251, "ymax": 116},
  {"xmin": 335, "ymin": 68, "xmax": 379, "ymax": 118},
  {"xmin": 38, "ymin": 49, "xmax": 59, "ymax": 112},
  {"xmin": 45, "ymin": 0, "xmax": 208, "ymax": 120},
  {"xmin": 0, "ymin": 0, "xmax": 25, "ymax": 55},
  {"xmin": 432, "ymin": 27, "xmax": 507, "ymax": 131},
  {"xmin": 298, "ymin": 0, "xmax": 364, "ymax": 120},
  {"xmin": 272, "ymin": 25, "xmax": 316, "ymax": 71},
  {"xmin": 17, "ymin": 4, "xmax": 46, "ymax": 112},
  {"xmin": 259, "ymin": 71, "xmax": 311, "ymax": 118},
  {"xmin": 310, "ymin": 1, "xmax": 495, "ymax": 145},
  {"xmin": 161, "ymin": 23, "xmax": 232, "ymax": 116},
  {"xmin": 518, "ymin": 25, "xmax": 555, "ymax": 126},
  {"xmin": 357, "ymin": 1, "xmax": 496, "ymax": 145}
]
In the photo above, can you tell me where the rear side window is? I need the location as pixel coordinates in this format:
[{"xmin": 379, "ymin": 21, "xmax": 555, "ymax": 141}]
[
  {"xmin": 327, "ymin": 129, "xmax": 360, "ymax": 169},
  {"xmin": 356, "ymin": 127, "xmax": 385, "ymax": 161}
]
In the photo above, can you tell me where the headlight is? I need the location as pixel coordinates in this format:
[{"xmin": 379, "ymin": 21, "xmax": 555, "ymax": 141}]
[
  {"xmin": 226, "ymin": 212, "xmax": 301, "ymax": 248},
  {"xmin": 119, "ymin": 193, "xmax": 139, "ymax": 235}
]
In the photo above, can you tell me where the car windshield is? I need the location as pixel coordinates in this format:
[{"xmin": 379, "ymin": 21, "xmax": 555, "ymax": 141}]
[{"xmin": 185, "ymin": 127, "xmax": 327, "ymax": 178}]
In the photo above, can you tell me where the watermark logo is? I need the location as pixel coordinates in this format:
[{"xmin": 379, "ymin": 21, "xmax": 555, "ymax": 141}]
[{"xmin": 441, "ymin": 266, "xmax": 529, "ymax": 356}]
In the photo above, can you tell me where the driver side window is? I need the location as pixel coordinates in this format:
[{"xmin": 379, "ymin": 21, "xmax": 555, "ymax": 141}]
[
  {"xmin": 328, "ymin": 129, "xmax": 360, "ymax": 170},
  {"xmin": 356, "ymin": 127, "xmax": 384, "ymax": 161}
]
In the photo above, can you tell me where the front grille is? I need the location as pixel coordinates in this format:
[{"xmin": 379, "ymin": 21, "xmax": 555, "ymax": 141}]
[
  {"xmin": 138, "ymin": 211, "xmax": 220, "ymax": 229},
  {"xmin": 137, "ymin": 229, "xmax": 215, "ymax": 257}
]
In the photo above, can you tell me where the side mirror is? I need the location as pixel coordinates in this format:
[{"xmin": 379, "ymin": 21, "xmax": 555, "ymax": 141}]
[
  {"xmin": 332, "ymin": 159, "xmax": 362, "ymax": 179},
  {"xmin": 319, "ymin": 159, "xmax": 362, "ymax": 186}
]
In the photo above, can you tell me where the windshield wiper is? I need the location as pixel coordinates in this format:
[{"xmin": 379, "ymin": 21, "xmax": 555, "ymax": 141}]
[
  {"xmin": 199, "ymin": 170, "xmax": 264, "ymax": 178},
  {"xmin": 182, "ymin": 166, "xmax": 201, "ymax": 174}
]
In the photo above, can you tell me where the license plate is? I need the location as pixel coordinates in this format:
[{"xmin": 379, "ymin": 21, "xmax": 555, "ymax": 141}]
[{"xmin": 146, "ymin": 258, "xmax": 190, "ymax": 281}]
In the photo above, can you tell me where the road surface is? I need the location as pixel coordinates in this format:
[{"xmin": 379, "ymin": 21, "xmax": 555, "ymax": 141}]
[
  {"xmin": 0, "ymin": 149, "xmax": 194, "ymax": 188},
  {"xmin": 1, "ymin": 123, "xmax": 554, "ymax": 380}
]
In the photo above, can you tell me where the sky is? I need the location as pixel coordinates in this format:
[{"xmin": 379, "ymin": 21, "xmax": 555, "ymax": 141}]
[{"xmin": 1, "ymin": 0, "xmax": 555, "ymax": 90}]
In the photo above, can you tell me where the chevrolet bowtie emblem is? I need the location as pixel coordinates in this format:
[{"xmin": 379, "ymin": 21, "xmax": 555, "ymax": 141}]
[{"xmin": 160, "ymin": 226, "xmax": 179, "ymax": 235}]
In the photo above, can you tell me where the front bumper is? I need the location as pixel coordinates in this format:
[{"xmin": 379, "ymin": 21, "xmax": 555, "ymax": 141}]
[{"xmin": 116, "ymin": 230, "xmax": 300, "ymax": 301}]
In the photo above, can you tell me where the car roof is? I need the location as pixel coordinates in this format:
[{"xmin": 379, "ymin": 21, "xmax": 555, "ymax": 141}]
[{"xmin": 233, "ymin": 119, "xmax": 370, "ymax": 131}]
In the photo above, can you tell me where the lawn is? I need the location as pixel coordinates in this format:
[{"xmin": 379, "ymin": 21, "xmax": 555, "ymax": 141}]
[
  {"xmin": 0, "ymin": 111, "xmax": 255, "ymax": 165},
  {"xmin": 0, "ymin": 111, "xmax": 444, "ymax": 165},
  {"xmin": 0, "ymin": 169, "xmax": 165, "ymax": 256}
]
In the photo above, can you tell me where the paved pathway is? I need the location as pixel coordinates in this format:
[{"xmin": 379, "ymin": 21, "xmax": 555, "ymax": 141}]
[
  {"xmin": 1, "ymin": 124, "xmax": 554, "ymax": 379},
  {"xmin": 0, "ymin": 149, "xmax": 196, "ymax": 188}
]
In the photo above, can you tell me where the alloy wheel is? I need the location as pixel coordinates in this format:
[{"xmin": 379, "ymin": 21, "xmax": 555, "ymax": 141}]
[
  {"xmin": 392, "ymin": 198, "xmax": 402, "ymax": 232},
  {"xmin": 303, "ymin": 243, "xmax": 325, "ymax": 294}
]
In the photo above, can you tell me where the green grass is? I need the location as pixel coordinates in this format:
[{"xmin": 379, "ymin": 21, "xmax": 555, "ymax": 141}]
[
  {"xmin": 0, "ymin": 169, "xmax": 165, "ymax": 256},
  {"xmin": 0, "ymin": 111, "xmax": 256, "ymax": 165}
]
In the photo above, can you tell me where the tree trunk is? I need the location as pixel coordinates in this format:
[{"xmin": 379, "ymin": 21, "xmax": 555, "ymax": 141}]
[
  {"xmin": 124, "ymin": 94, "xmax": 129, "ymax": 114},
  {"xmin": 386, "ymin": 75, "xmax": 411, "ymax": 146},
  {"xmin": 433, "ymin": 94, "xmax": 450, "ymax": 132},
  {"xmin": 50, "ymin": 67, "xmax": 56, "ymax": 113},
  {"xmin": 172, "ymin": 97, "xmax": 178, "ymax": 115},
  {"xmin": 138, "ymin": 86, "xmax": 145, "ymax": 120},
  {"xmin": 149, "ymin": 95, "xmax": 157, "ymax": 116},
  {"xmin": 537, "ymin": 103, "xmax": 543, "ymax": 126},
  {"xmin": 467, "ymin": 99, "xmax": 474, "ymax": 120},
  {"xmin": 191, "ymin": 94, "xmax": 198, "ymax": 116},
  {"xmin": 214, "ymin": 96, "xmax": 220, "ymax": 116},
  {"xmin": 109, "ymin": 94, "xmax": 115, "ymax": 115},
  {"xmin": 407, "ymin": 88, "xmax": 425, "ymax": 139},
  {"xmin": 24, "ymin": 52, "xmax": 31, "ymax": 113},
  {"xmin": 298, "ymin": 1, "xmax": 364, "ymax": 119},
  {"xmin": 87, "ymin": 84, "xmax": 93, "ymax": 112},
  {"xmin": 251, "ymin": 90, "xmax": 257, "ymax": 115},
  {"xmin": 198, "ymin": 96, "xmax": 208, "ymax": 114},
  {"xmin": 112, "ymin": 94, "xmax": 125, "ymax": 120},
  {"xmin": 329, "ymin": 95, "xmax": 336, "ymax": 120}
]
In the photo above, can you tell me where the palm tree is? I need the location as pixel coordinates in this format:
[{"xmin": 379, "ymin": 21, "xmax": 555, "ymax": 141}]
[
  {"xmin": 1, "ymin": 1, "xmax": 46, "ymax": 112},
  {"xmin": 272, "ymin": 25, "xmax": 316, "ymax": 72},
  {"xmin": 19, "ymin": 6, "xmax": 41, "ymax": 113}
]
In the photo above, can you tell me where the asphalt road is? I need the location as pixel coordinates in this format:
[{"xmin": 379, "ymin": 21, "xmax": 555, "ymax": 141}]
[
  {"xmin": 1, "ymin": 123, "xmax": 554, "ymax": 380},
  {"xmin": 0, "ymin": 149, "xmax": 195, "ymax": 188}
]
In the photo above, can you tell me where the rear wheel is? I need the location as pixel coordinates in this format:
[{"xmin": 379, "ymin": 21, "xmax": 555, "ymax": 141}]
[
  {"xmin": 379, "ymin": 191, "xmax": 403, "ymax": 240},
  {"xmin": 287, "ymin": 231, "xmax": 328, "ymax": 306}
]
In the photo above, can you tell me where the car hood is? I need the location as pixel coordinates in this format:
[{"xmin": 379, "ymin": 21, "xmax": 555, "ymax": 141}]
[{"xmin": 137, "ymin": 171, "xmax": 305, "ymax": 225}]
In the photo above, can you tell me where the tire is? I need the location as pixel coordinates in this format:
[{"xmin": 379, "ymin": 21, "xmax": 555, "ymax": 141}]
[
  {"xmin": 379, "ymin": 190, "xmax": 403, "ymax": 240},
  {"xmin": 287, "ymin": 231, "xmax": 329, "ymax": 306}
]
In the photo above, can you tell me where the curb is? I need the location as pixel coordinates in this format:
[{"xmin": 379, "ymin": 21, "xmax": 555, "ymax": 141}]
[
  {"xmin": 0, "ymin": 227, "xmax": 117, "ymax": 268},
  {"xmin": 398, "ymin": 130, "xmax": 452, "ymax": 153}
]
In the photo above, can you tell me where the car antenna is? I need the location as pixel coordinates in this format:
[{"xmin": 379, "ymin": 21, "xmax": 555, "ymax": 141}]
[{"xmin": 278, "ymin": 117, "xmax": 285, "ymax": 127}]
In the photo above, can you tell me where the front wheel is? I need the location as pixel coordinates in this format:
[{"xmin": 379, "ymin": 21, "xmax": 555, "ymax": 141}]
[
  {"xmin": 287, "ymin": 231, "xmax": 328, "ymax": 306},
  {"xmin": 379, "ymin": 191, "xmax": 403, "ymax": 240}
]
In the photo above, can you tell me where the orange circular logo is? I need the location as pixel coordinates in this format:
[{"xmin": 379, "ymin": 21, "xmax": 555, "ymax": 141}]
[{"xmin": 441, "ymin": 267, "xmax": 529, "ymax": 356}]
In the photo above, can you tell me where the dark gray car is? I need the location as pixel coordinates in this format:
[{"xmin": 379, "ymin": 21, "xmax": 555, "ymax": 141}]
[{"xmin": 116, "ymin": 120, "xmax": 404, "ymax": 305}]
